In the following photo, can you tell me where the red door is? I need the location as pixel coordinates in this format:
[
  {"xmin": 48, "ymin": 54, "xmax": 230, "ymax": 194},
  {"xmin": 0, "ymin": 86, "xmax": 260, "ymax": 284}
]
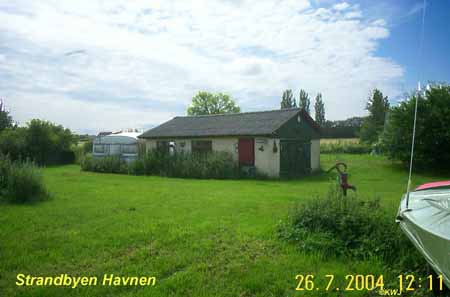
[{"xmin": 238, "ymin": 138, "xmax": 255, "ymax": 166}]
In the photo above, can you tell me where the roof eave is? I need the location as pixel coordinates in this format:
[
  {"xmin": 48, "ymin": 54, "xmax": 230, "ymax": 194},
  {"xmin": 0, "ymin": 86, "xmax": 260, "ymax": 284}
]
[{"xmin": 138, "ymin": 133, "xmax": 275, "ymax": 139}]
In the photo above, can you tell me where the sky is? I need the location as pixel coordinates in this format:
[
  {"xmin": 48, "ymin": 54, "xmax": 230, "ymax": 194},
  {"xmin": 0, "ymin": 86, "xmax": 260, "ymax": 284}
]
[{"xmin": 1, "ymin": 0, "xmax": 449, "ymax": 134}]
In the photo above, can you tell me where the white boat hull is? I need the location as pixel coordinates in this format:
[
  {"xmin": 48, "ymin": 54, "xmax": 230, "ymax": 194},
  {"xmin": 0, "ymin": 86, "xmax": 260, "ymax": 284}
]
[{"xmin": 397, "ymin": 187, "xmax": 450, "ymax": 288}]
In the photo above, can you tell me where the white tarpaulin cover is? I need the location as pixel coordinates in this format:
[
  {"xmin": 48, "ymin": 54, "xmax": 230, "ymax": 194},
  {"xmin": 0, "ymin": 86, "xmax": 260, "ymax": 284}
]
[{"xmin": 397, "ymin": 188, "xmax": 450, "ymax": 287}]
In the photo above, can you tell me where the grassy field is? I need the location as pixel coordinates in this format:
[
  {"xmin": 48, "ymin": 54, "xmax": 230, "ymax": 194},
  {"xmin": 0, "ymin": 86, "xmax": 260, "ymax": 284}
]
[
  {"xmin": 1, "ymin": 154, "xmax": 448, "ymax": 296},
  {"xmin": 320, "ymin": 138, "xmax": 360, "ymax": 144}
]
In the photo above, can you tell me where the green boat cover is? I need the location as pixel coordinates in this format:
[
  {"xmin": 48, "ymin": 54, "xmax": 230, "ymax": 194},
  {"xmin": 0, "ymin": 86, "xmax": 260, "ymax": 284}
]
[{"xmin": 397, "ymin": 188, "xmax": 450, "ymax": 287}]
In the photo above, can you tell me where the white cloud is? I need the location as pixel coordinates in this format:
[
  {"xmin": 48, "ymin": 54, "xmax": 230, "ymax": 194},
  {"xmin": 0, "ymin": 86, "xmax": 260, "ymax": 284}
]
[
  {"xmin": 0, "ymin": 0, "xmax": 403, "ymax": 133},
  {"xmin": 333, "ymin": 2, "xmax": 350, "ymax": 11},
  {"xmin": 9, "ymin": 91, "xmax": 173, "ymax": 132}
]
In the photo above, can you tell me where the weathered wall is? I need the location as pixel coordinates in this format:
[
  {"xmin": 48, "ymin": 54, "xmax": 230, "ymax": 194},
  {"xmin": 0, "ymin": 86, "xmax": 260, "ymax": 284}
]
[
  {"xmin": 311, "ymin": 139, "xmax": 320, "ymax": 172},
  {"xmin": 254, "ymin": 138, "xmax": 280, "ymax": 177},
  {"xmin": 144, "ymin": 138, "xmax": 237, "ymax": 158},
  {"xmin": 212, "ymin": 138, "xmax": 238, "ymax": 159}
]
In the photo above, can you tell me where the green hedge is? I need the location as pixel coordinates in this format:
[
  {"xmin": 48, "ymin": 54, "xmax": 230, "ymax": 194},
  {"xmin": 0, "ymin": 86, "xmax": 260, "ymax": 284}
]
[
  {"xmin": 80, "ymin": 151, "xmax": 252, "ymax": 179},
  {"xmin": 0, "ymin": 155, "xmax": 50, "ymax": 203},
  {"xmin": 80, "ymin": 154, "xmax": 128, "ymax": 174}
]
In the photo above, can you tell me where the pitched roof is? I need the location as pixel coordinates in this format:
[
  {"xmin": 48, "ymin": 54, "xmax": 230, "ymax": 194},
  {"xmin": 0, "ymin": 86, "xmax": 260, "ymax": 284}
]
[{"xmin": 139, "ymin": 108, "xmax": 318, "ymax": 139}]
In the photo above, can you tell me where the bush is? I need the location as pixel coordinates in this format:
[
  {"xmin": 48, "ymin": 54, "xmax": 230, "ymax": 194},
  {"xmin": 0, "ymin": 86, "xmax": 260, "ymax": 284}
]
[
  {"xmin": 320, "ymin": 140, "xmax": 371, "ymax": 154},
  {"xmin": 380, "ymin": 85, "xmax": 450, "ymax": 170},
  {"xmin": 278, "ymin": 184, "xmax": 424, "ymax": 271},
  {"xmin": 129, "ymin": 150, "xmax": 240, "ymax": 179},
  {"xmin": 73, "ymin": 140, "xmax": 94, "ymax": 164},
  {"xmin": 0, "ymin": 155, "xmax": 49, "ymax": 203},
  {"xmin": 80, "ymin": 154, "xmax": 127, "ymax": 174}
]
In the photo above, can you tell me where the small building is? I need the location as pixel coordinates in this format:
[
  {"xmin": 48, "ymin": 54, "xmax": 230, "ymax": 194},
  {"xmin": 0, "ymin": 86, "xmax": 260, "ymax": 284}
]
[
  {"xmin": 93, "ymin": 132, "xmax": 141, "ymax": 162},
  {"xmin": 139, "ymin": 108, "xmax": 320, "ymax": 178}
]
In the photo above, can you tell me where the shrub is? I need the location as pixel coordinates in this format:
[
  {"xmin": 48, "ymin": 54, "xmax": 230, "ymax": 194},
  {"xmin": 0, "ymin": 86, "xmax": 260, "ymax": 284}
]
[
  {"xmin": 127, "ymin": 158, "xmax": 145, "ymax": 175},
  {"xmin": 320, "ymin": 140, "xmax": 371, "ymax": 154},
  {"xmin": 73, "ymin": 145, "xmax": 84, "ymax": 164},
  {"xmin": 129, "ymin": 151, "xmax": 240, "ymax": 179},
  {"xmin": 0, "ymin": 154, "xmax": 12, "ymax": 190},
  {"xmin": 73, "ymin": 140, "xmax": 93, "ymax": 164},
  {"xmin": 80, "ymin": 154, "xmax": 127, "ymax": 174},
  {"xmin": 0, "ymin": 155, "xmax": 49, "ymax": 203},
  {"xmin": 278, "ymin": 184, "xmax": 425, "ymax": 271}
]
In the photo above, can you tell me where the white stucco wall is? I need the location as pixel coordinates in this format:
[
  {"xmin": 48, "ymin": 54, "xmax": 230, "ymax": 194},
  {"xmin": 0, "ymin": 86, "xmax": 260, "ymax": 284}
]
[
  {"xmin": 211, "ymin": 138, "xmax": 238, "ymax": 159},
  {"xmin": 311, "ymin": 139, "xmax": 320, "ymax": 172},
  {"xmin": 254, "ymin": 138, "xmax": 280, "ymax": 177}
]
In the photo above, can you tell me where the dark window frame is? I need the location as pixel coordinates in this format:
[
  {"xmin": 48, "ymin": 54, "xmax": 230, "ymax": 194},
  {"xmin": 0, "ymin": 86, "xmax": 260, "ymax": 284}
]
[
  {"xmin": 192, "ymin": 140, "xmax": 212, "ymax": 154},
  {"xmin": 94, "ymin": 144, "xmax": 106, "ymax": 153}
]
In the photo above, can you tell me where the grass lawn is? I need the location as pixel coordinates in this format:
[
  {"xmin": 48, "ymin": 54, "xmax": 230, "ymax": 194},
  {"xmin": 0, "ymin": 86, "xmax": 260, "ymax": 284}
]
[{"xmin": 1, "ymin": 154, "xmax": 448, "ymax": 296}]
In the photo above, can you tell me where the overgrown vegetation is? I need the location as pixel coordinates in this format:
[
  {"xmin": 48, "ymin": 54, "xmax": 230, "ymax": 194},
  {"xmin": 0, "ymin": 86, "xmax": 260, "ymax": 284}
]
[
  {"xmin": 0, "ymin": 155, "xmax": 49, "ymax": 203},
  {"xmin": 81, "ymin": 151, "xmax": 246, "ymax": 179},
  {"xmin": 73, "ymin": 139, "xmax": 93, "ymax": 164},
  {"xmin": 320, "ymin": 139, "xmax": 371, "ymax": 154},
  {"xmin": 278, "ymin": 184, "xmax": 425, "ymax": 272},
  {"xmin": 80, "ymin": 154, "xmax": 128, "ymax": 174}
]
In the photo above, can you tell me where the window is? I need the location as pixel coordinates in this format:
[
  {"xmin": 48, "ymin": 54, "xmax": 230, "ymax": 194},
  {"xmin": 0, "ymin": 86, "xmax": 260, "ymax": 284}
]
[
  {"xmin": 192, "ymin": 140, "xmax": 212, "ymax": 154},
  {"xmin": 94, "ymin": 144, "xmax": 105, "ymax": 153},
  {"xmin": 157, "ymin": 141, "xmax": 170, "ymax": 153},
  {"xmin": 121, "ymin": 144, "xmax": 137, "ymax": 154}
]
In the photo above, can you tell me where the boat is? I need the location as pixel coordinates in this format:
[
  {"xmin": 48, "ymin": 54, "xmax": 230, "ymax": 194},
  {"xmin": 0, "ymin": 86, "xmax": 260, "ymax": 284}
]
[{"xmin": 397, "ymin": 181, "xmax": 450, "ymax": 288}]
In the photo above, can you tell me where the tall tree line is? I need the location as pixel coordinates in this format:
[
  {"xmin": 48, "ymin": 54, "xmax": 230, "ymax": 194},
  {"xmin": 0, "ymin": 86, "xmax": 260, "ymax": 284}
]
[{"xmin": 280, "ymin": 89, "xmax": 326, "ymax": 125}]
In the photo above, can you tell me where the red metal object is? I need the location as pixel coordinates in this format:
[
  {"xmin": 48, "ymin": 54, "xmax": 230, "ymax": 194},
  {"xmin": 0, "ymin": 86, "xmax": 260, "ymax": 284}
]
[
  {"xmin": 327, "ymin": 162, "xmax": 356, "ymax": 196},
  {"xmin": 238, "ymin": 138, "xmax": 255, "ymax": 166},
  {"xmin": 415, "ymin": 180, "xmax": 450, "ymax": 191}
]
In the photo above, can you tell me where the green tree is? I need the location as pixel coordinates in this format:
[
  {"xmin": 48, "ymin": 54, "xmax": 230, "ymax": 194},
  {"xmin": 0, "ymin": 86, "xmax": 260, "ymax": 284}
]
[
  {"xmin": 381, "ymin": 85, "xmax": 450, "ymax": 169},
  {"xmin": 0, "ymin": 127, "xmax": 27, "ymax": 161},
  {"xmin": 0, "ymin": 99, "xmax": 13, "ymax": 131},
  {"xmin": 314, "ymin": 93, "xmax": 325, "ymax": 125},
  {"xmin": 360, "ymin": 89, "xmax": 389, "ymax": 143},
  {"xmin": 299, "ymin": 89, "xmax": 310, "ymax": 114},
  {"xmin": 187, "ymin": 92, "xmax": 240, "ymax": 115},
  {"xmin": 280, "ymin": 89, "xmax": 296, "ymax": 109}
]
